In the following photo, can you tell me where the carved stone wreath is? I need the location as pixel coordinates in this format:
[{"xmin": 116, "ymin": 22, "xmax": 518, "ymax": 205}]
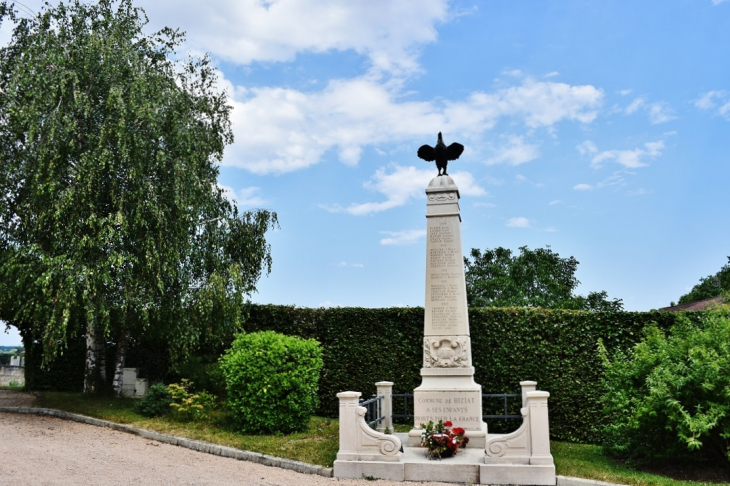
[
  {"xmin": 423, "ymin": 337, "xmax": 470, "ymax": 368},
  {"xmin": 428, "ymin": 193, "xmax": 456, "ymax": 202}
]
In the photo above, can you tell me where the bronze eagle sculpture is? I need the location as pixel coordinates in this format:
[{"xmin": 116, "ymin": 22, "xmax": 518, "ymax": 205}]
[{"xmin": 417, "ymin": 132, "xmax": 464, "ymax": 176}]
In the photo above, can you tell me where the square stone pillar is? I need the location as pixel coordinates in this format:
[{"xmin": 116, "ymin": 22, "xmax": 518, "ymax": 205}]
[{"xmin": 375, "ymin": 381, "xmax": 394, "ymax": 433}]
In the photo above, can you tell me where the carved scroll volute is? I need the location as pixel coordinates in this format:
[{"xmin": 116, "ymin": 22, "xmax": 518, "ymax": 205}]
[{"xmin": 423, "ymin": 337, "xmax": 470, "ymax": 368}]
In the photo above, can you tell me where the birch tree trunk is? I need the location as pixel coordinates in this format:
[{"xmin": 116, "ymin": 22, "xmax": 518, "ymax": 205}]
[
  {"xmin": 84, "ymin": 320, "xmax": 106, "ymax": 394},
  {"xmin": 112, "ymin": 325, "xmax": 130, "ymax": 397}
]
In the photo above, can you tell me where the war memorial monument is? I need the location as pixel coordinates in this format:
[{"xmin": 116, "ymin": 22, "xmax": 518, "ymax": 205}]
[{"xmin": 333, "ymin": 134, "xmax": 556, "ymax": 484}]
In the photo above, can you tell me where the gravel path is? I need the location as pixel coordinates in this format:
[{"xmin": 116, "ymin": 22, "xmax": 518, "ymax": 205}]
[{"xmin": 0, "ymin": 391, "xmax": 455, "ymax": 486}]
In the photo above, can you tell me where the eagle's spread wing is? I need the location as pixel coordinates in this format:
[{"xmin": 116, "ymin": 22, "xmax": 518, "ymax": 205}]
[
  {"xmin": 446, "ymin": 143, "xmax": 464, "ymax": 161},
  {"xmin": 417, "ymin": 144, "xmax": 436, "ymax": 162}
]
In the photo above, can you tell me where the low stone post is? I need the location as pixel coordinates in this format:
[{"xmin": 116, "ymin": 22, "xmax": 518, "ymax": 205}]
[
  {"xmin": 520, "ymin": 380, "xmax": 537, "ymax": 408},
  {"xmin": 526, "ymin": 391, "xmax": 553, "ymax": 465},
  {"xmin": 375, "ymin": 381, "xmax": 394, "ymax": 433},
  {"xmin": 336, "ymin": 391, "xmax": 362, "ymax": 461}
]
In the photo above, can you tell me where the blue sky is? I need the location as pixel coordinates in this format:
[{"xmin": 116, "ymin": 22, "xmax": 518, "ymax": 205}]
[{"xmin": 2, "ymin": 0, "xmax": 730, "ymax": 346}]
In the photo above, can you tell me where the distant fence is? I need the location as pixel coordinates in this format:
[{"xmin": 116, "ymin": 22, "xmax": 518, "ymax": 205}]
[{"xmin": 0, "ymin": 365, "xmax": 25, "ymax": 387}]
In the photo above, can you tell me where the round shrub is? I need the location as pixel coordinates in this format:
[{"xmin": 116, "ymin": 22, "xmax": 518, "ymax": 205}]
[
  {"xmin": 220, "ymin": 331, "xmax": 323, "ymax": 434},
  {"xmin": 134, "ymin": 383, "xmax": 172, "ymax": 417},
  {"xmin": 600, "ymin": 311, "xmax": 730, "ymax": 465}
]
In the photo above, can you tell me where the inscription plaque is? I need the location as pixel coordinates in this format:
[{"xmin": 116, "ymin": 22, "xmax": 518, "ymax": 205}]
[
  {"xmin": 424, "ymin": 216, "xmax": 469, "ymax": 336},
  {"xmin": 413, "ymin": 390, "xmax": 483, "ymax": 430}
]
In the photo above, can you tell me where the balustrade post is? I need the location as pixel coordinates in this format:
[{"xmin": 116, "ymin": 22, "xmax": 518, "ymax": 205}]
[
  {"xmin": 520, "ymin": 380, "xmax": 537, "ymax": 408},
  {"xmin": 336, "ymin": 391, "xmax": 362, "ymax": 461},
  {"xmin": 526, "ymin": 391, "xmax": 553, "ymax": 465},
  {"xmin": 375, "ymin": 381, "xmax": 394, "ymax": 433}
]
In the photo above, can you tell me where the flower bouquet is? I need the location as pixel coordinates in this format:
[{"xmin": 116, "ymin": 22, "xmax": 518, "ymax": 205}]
[{"xmin": 420, "ymin": 420, "xmax": 469, "ymax": 459}]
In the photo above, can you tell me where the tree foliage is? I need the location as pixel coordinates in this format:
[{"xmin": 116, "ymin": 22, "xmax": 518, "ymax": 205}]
[
  {"xmin": 464, "ymin": 246, "xmax": 623, "ymax": 311},
  {"xmin": 0, "ymin": 0, "xmax": 277, "ymax": 393},
  {"xmin": 600, "ymin": 311, "xmax": 730, "ymax": 465},
  {"xmin": 677, "ymin": 256, "xmax": 730, "ymax": 305}
]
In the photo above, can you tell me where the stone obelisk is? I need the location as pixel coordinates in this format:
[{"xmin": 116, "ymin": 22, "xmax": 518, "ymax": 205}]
[{"xmin": 408, "ymin": 175, "xmax": 488, "ymax": 447}]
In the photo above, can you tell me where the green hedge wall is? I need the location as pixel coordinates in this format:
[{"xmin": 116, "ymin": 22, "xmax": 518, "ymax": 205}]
[
  {"xmin": 26, "ymin": 303, "xmax": 699, "ymax": 443},
  {"xmin": 243, "ymin": 304, "xmax": 691, "ymax": 443}
]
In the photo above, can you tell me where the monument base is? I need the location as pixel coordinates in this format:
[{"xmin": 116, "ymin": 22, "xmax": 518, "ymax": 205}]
[
  {"xmin": 408, "ymin": 421, "xmax": 488, "ymax": 448},
  {"xmin": 335, "ymin": 435, "xmax": 555, "ymax": 485},
  {"xmin": 409, "ymin": 371, "xmax": 487, "ymax": 447}
]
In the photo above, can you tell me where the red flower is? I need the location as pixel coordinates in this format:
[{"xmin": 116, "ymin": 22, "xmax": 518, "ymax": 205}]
[
  {"xmin": 453, "ymin": 427, "xmax": 465, "ymax": 436},
  {"xmin": 444, "ymin": 421, "xmax": 453, "ymax": 427}
]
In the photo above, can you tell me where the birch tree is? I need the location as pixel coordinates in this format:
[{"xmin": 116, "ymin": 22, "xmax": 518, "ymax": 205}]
[{"xmin": 0, "ymin": 0, "xmax": 277, "ymax": 394}]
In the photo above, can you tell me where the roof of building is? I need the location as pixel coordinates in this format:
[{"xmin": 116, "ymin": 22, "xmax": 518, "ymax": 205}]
[{"xmin": 658, "ymin": 296, "xmax": 725, "ymax": 312}]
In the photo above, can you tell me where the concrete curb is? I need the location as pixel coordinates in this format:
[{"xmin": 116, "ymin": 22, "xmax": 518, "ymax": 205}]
[{"xmin": 0, "ymin": 407, "xmax": 333, "ymax": 478}]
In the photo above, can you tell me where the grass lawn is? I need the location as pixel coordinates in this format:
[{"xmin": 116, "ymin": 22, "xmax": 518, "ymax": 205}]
[
  {"xmin": 34, "ymin": 392, "xmax": 729, "ymax": 485},
  {"xmin": 36, "ymin": 392, "xmax": 339, "ymax": 468}
]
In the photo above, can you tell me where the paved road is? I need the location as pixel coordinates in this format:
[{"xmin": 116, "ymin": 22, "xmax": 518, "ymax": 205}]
[{"xmin": 0, "ymin": 393, "xmax": 454, "ymax": 486}]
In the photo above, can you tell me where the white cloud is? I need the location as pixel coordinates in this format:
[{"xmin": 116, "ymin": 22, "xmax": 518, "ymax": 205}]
[
  {"xmin": 138, "ymin": 0, "xmax": 449, "ymax": 75},
  {"xmin": 695, "ymin": 90, "xmax": 724, "ymax": 109},
  {"xmin": 596, "ymin": 173, "xmax": 627, "ymax": 189},
  {"xmin": 581, "ymin": 140, "xmax": 665, "ymax": 169},
  {"xmin": 336, "ymin": 262, "xmax": 365, "ymax": 268},
  {"xmin": 627, "ymin": 188, "xmax": 651, "ymax": 196},
  {"xmin": 576, "ymin": 140, "xmax": 598, "ymax": 156},
  {"xmin": 506, "ymin": 217, "xmax": 530, "ymax": 228},
  {"xmin": 625, "ymin": 97, "xmax": 645, "ymax": 114},
  {"xmin": 573, "ymin": 184, "xmax": 593, "ymax": 191},
  {"xmin": 623, "ymin": 97, "xmax": 676, "ymax": 124},
  {"xmin": 218, "ymin": 184, "xmax": 270, "ymax": 208},
  {"xmin": 485, "ymin": 135, "xmax": 540, "ymax": 166},
  {"xmin": 323, "ymin": 164, "xmax": 486, "ymax": 216},
  {"xmin": 712, "ymin": 0, "xmax": 728, "ymax": 5},
  {"xmin": 544, "ymin": 71, "xmax": 559, "ymax": 78},
  {"xmin": 549, "ymin": 199, "xmax": 562, "ymax": 205},
  {"xmin": 224, "ymin": 76, "xmax": 604, "ymax": 174},
  {"xmin": 379, "ymin": 229, "xmax": 427, "ymax": 246},
  {"xmin": 619, "ymin": 89, "xmax": 633, "ymax": 96},
  {"xmin": 504, "ymin": 69, "xmax": 524, "ymax": 77},
  {"xmin": 695, "ymin": 90, "xmax": 730, "ymax": 119},
  {"xmin": 720, "ymin": 101, "xmax": 730, "ymax": 118},
  {"xmin": 648, "ymin": 102, "xmax": 677, "ymax": 124}
]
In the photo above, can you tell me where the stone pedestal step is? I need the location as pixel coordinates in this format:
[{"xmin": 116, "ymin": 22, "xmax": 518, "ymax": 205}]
[{"xmin": 334, "ymin": 443, "xmax": 556, "ymax": 485}]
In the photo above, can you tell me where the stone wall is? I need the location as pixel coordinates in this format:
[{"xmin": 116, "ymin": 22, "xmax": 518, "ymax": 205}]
[{"xmin": 0, "ymin": 365, "xmax": 25, "ymax": 387}]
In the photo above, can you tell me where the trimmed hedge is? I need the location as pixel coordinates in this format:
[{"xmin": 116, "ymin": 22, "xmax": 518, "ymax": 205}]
[
  {"xmin": 25, "ymin": 304, "xmax": 701, "ymax": 443},
  {"xmin": 243, "ymin": 304, "xmax": 692, "ymax": 443}
]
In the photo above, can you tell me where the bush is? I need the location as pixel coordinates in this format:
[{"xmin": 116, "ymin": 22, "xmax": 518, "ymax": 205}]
[
  {"xmin": 167, "ymin": 379, "xmax": 217, "ymax": 422},
  {"xmin": 601, "ymin": 311, "xmax": 730, "ymax": 465},
  {"xmin": 134, "ymin": 383, "xmax": 172, "ymax": 417},
  {"xmin": 220, "ymin": 331, "xmax": 323, "ymax": 434}
]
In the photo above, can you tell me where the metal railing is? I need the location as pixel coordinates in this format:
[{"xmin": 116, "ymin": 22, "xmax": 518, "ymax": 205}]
[
  {"xmin": 482, "ymin": 393, "xmax": 522, "ymax": 421},
  {"xmin": 359, "ymin": 394, "xmax": 384, "ymax": 428},
  {"xmin": 391, "ymin": 393, "xmax": 413, "ymax": 422}
]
